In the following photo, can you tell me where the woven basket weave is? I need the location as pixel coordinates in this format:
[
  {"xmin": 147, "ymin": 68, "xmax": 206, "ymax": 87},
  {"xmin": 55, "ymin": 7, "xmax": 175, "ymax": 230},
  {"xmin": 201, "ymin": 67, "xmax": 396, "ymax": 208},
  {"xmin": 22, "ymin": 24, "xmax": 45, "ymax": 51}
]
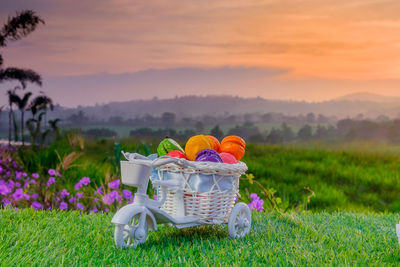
[{"xmin": 156, "ymin": 161, "xmax": 247, "ymax": 224}]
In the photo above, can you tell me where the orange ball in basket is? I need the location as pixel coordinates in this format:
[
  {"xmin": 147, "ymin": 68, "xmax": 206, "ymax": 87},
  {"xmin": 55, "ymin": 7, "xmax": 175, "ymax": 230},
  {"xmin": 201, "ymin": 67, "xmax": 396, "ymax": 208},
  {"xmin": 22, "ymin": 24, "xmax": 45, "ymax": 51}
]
[
  {"xmin": 220, "ymin": 136, "xmax": 246, "ymax": 160},
  {"xmin": 207, "ymin": 135, "xmax": 221, "ymax": 152},
  {"xmin": 185, "ymin": 135, "xmax": 213, "ymax": 161}
]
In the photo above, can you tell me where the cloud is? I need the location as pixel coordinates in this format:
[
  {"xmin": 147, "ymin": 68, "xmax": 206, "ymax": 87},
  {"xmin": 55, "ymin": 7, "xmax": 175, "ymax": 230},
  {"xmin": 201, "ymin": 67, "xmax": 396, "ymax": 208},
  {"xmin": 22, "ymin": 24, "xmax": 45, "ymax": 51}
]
[{"xmin": 1, "ymin": 0, "xmax": 400, "ymax": 82}]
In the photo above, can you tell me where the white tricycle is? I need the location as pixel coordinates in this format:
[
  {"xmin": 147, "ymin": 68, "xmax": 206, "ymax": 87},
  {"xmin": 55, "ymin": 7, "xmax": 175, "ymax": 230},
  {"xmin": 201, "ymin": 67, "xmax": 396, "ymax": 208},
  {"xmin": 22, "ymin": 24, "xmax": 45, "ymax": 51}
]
[{"xmin": 112, "ymin": 152, "xmax": 251, "ymax": 248}]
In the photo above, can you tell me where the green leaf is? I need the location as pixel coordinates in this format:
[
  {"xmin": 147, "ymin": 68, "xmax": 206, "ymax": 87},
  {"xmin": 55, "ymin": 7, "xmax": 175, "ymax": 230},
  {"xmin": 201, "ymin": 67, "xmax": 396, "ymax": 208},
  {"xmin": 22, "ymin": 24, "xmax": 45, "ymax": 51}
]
[{"xmin": 246, "ymin": 173, "xmax": 255, "ymax": 184}]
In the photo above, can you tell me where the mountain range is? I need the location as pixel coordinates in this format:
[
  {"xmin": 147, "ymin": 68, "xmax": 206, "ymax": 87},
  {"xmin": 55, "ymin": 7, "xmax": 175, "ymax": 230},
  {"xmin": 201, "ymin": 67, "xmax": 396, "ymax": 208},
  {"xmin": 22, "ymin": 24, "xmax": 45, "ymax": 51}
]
[{"xmin": 46, "ymin": 92, "xmax": 400, "ymax": 121}]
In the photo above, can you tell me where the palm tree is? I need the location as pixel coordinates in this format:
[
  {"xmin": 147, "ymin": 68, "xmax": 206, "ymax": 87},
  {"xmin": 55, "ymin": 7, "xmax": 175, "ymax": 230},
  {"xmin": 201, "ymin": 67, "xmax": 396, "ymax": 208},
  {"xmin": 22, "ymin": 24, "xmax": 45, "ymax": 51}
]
[
  {"xmin": 49, "ymin": 118, "xmax": 61, "ymax": 140},
  {"xmin": 0, "ymin": 10, "xmax": 44, "ymax": 88},
  {"xmin": 6, "ymin": 87, "xmax": 18, "ymax": 145},
  {"xmin": 1, "ymin": 10, "xmax": 44, "ymax": 145},
  {"xmin": 28, "ymin": 93, "xmax": 54, "ymax": 131},
  {"xmin": 11, "ymin": 91, "xmax": 32, "ymax": 145}
]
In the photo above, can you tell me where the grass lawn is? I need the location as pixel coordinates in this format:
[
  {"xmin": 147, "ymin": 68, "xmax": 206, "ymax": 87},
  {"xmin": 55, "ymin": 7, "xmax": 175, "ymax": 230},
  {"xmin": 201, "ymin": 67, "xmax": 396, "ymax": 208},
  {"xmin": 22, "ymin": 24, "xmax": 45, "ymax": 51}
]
[{"xmin": 1, "ymin": 208, "xmax": 399, "ymax": 265}]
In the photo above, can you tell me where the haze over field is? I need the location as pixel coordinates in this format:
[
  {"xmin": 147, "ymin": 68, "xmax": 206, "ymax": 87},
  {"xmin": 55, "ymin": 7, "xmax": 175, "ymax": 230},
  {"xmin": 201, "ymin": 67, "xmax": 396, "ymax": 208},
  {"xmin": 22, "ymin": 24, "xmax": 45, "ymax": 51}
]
[{"xmin": 1, "ymin": 1, "xmax": 400, "ymax": 107}]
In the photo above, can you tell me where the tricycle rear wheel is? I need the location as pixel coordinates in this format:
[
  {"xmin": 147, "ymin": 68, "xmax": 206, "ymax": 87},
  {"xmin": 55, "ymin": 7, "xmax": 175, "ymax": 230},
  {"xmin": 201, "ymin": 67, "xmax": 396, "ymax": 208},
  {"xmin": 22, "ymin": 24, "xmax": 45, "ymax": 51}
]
[{"xmin": 228, "ymin": 202, "xmax": 251, "ymax": 238}]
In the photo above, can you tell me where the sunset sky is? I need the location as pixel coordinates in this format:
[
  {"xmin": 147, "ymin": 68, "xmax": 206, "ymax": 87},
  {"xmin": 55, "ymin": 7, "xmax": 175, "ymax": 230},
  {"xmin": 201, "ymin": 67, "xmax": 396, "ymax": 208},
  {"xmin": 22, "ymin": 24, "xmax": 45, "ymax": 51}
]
[{"xmin": 1, "ymin": 0, "xmax": 400, "ymax": 107}]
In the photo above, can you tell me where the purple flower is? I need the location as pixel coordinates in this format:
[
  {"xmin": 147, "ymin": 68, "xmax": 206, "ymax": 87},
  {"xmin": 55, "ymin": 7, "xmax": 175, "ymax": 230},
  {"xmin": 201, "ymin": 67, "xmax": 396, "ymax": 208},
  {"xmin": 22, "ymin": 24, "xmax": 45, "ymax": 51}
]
[
  {"xmin": 2, "ymin": 198, "xmax": 10, "ymax": 207},
  {"xmin": 0, "ymin": 183, "xmax": 11, "ymax": 195},
  {"xmin": 93, "ymin": 198, "xmax": 98, "ymax": 203},
  {"xmin": 48, "ymin": 169, "xmax": 56, "ymax": 176},
  {"xmin": 31, "ymin": 193, "xmax": 39, "ymax": 199},
  {"xmin": 108, "ymin": 179, "xmax": 120, "ymax": 189},
  {"xmin": 102, "ymin": 193, "xmax": 114, "ymax": 205},
  {"xmin": 60, "ymin": 189, "xmax": 70, "ymax": 198},
  {"xmin": 112, "ymin": 190, "xmax": 122, "ymax": 202},
  {"xmin": 94, "ymin": 186, "xmax": 103, "ymax": 196},
  {"xmin": 80, "ymin": 177, "xmax": 91, "ymax": 186},
  {"xmin": 104, "ymin": 208, "xmax": 109, "ymax": 212},
  {"xmin": 0, "ymin": 166, "xmax": 3, "ymax": 173},
  {"xmin": 76, "ymin": 203, "xmax": 84, "ymax": 210},
  {"xmin": 46, "ymin": 177, "xmax": 55, "ymax": 187},
  {"xmin": 248, "ymin": 193, "xmax": 264, "ymax": 212},
  {"xmin": 56, "ymin": 171, "xmax": 62, "ymax": 177},
  {"xmin": 32, "ymin": 202, "xmax": 42, "ymax": 210},
  {"xmin": 22, "ymin": 172, "xmax": 27, "ymax": 177},
  {"xmin": 153, "ymin": 194, "xmax": 157, "ymax": 200},
  {"xmin": 74, "ymin": 177, "xmax": 91, "ymax": 190},
  {"xmin": 74, "ymin": 182, "xmax": 82, "ymax": 191},
  {"xmin": 15, "ymin": 182, "xmax": 21, "ymax": 187},
  {"xmin": 32, "ymin": 173, "xmax": 39, "ymax": 179},
  {"xmin": 22, "ymin": 193, "xmax": 30, "ymax": 200},
  {"xmin": 11, "ymin": 188, "xmax": 24, "ymax": 200},
  {"xmin": 15, "ymin": 171, "xmax": 22, "ymax": 179},
  {"xmin": 69, "ymin": 197, "xmax": 76, "ymax": 203},
  {"xmin": 59, "ymin": 202, "xmax": 68, "ymax": 210},
  {"xmin": 102, "ymin": 190, "xmax": 122, "ymax": 205},
  {"xmin": 90, "ymin": 208, "xmax": 98, "ymax": 213},
  {"xmin": 29, "ymin": 179, "xmax": 37, "ymax": 184},
  {"xmin": 76, "ymin": 192, "xmax": 83, "ymax": 199},
  {"xmin": 122, "ymin": 189, "xmax": 132, "ymax": 200}
]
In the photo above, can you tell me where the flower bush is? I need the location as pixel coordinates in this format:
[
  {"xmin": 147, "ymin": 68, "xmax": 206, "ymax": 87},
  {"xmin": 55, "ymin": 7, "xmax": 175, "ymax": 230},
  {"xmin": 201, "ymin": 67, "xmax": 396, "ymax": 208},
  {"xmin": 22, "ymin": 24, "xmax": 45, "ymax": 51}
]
[
  {"xmin": 1, "ymin": 145, "xmax": 267, "ymax": 213},
  {"xmin": 0, "ymin": 146, "xmax": 135, "ymax": 213}
]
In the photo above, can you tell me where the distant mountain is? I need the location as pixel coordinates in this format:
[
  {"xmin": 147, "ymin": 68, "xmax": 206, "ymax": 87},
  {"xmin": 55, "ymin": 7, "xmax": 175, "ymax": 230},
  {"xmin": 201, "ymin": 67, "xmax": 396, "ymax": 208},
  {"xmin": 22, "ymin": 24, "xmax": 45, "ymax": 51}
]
[
  {"xmin": 335, "ymin": 92, "xmax": 400, "ymax": 103},
  {"xmin": 44, "ymin": 94, "xmax": 400, "ymax": 122}
]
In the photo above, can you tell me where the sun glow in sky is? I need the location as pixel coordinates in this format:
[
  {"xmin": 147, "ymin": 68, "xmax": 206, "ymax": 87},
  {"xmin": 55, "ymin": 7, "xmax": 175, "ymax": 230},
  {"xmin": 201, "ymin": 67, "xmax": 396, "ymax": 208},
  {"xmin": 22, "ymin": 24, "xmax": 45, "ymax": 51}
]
[{"xmin": 1, "ymin": 0, "xmax": 400, "ymax": 106}]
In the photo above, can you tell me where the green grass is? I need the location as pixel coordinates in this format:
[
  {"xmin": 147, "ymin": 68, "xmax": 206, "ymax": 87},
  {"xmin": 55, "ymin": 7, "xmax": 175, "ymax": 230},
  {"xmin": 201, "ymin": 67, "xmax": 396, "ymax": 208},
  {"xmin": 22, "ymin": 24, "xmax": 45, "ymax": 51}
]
[
  {"xmin": 14, "ymin": 137, "xmax": 400, "ymax": 213},
  {"xmin": 243, "ymin": 144, "xmax": 400, "ymax": 212},
  {"xmin": 0, "ymin": 208, "xmax": 399, "ymax": 265}
]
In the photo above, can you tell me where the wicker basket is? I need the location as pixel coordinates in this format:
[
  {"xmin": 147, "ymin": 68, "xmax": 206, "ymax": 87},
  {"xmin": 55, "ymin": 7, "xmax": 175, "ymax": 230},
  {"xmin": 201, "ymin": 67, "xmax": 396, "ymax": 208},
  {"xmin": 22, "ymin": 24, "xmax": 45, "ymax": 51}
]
[{"xmin": 156, "ymin": 161, "xmax": 247, "ymax": 224}]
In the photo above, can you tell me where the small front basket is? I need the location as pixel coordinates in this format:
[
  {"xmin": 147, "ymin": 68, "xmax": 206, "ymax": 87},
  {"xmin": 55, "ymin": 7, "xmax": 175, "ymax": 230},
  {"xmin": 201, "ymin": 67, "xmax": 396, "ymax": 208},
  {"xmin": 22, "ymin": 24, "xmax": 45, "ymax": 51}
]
[{"xmin": 120, "ymin": 160, "xmax": 152, "ymax": 187}]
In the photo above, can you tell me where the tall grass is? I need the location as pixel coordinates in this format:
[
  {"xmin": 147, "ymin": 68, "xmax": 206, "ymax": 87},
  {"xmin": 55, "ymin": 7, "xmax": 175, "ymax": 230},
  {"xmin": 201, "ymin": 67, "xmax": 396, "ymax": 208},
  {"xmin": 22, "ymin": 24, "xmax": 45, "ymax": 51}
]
[
  {"xmin": 11, "ymin": 134, "xmax": 400, "ymax": 212},
  {"xmin": 244, "ymin": 144, "xmax": 400, "ymax": 212}
]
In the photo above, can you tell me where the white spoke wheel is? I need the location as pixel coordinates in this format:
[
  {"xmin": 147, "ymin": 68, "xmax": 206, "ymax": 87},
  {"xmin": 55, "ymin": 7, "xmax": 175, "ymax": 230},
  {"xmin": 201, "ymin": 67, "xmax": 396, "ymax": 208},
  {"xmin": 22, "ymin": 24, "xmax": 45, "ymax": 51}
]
[
  {"xmin": 228, "ymin": 202, "xmax": 251, "ymax": 238},
  {"xmin": 114, "ymin": 212, "xmax": 148, "ymax": 248}
]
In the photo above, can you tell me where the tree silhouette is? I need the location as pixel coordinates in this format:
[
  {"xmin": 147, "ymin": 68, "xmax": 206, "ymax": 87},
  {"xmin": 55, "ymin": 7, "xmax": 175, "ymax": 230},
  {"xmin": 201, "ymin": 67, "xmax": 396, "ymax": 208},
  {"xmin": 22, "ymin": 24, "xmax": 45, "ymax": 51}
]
[
  {"xmin": 0, "ymin": 10, "xmax": 44, "ymax": 88},
  {"xmin": 297, "ymin": 124, "xmax": 313, "ymax": 140},
  {"xmin": 11, "ymin": 91, "xmax": 32, "ymax": 145},
  {"xmin": 210, "ymin": 125, "xmax": 224, "ymax": 139},
  {"xmin": 6, "ymin": 87, "xmax": 18, "ymax": 144},
  {"xmin": 28, "ymin": 92, "xmax": 54, "ymax": 132},
  {"xmin": 1, "ymin": 10, "xmax": 44, "ymax": 144}
]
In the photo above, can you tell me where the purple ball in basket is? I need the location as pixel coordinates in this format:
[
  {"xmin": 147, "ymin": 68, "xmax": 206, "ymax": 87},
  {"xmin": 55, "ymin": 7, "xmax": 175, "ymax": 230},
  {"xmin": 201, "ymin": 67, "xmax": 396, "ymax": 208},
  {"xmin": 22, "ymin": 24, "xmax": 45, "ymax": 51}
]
[{"xmin": 195, "ymin": 149, "xmax": 223, "ymax": 163}]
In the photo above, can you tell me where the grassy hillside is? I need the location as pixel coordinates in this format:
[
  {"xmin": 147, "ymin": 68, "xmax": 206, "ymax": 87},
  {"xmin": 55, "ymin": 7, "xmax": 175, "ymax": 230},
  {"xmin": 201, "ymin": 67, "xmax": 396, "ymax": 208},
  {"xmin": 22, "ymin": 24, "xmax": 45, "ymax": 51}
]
[
  {"xmin": 244, "ymin": 144, "xmax": 400, "ymax": 212},
  {"xmin": 0, "ymin": 208, "xmax": 398, "ymax": 265},
  {"xmin": 14, "ymin": 138, "xmax": 400, "ymax": 213}
]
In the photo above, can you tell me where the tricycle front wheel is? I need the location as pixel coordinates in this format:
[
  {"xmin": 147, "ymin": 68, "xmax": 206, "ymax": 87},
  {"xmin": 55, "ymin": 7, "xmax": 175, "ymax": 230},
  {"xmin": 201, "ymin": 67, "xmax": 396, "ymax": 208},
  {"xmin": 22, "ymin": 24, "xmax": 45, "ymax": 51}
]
[
  {"xmin": 228, "ymin": 202, "xmax": 251, "ymax": 238},
  {"xmin": 114, "ymin": 212, "xmax": 148, "ymax": 248}
]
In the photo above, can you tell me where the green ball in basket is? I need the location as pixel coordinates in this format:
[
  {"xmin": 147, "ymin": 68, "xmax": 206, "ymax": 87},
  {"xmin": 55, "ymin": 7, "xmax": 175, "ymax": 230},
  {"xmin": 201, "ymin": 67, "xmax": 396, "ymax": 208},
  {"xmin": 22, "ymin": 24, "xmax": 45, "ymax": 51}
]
[{"xmin": 157, "ymin": 137, "xmax": 184, "ymax": 157}]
